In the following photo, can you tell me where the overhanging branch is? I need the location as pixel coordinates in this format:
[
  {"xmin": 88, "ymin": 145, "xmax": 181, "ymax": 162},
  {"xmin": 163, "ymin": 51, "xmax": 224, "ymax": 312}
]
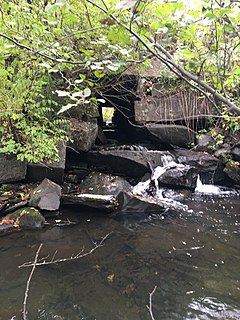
[
  {"xmin": 0, "ymin": 32, "xmax": 85, "ymax": 65},
  {"xmin": 86, "ymin": 0, "xmax": 240, "ymax": 116}
]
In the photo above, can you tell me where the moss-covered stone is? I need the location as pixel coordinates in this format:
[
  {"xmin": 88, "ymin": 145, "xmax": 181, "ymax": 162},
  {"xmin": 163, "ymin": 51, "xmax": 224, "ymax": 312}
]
[{"xmin": 3, "ymin": 207, "xmax": 45, "ymax": 229}]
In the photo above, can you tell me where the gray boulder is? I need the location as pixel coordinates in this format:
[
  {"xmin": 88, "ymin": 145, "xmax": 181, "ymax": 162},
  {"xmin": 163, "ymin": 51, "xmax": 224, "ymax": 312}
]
[
  {"xmin": 25, "ymin": 143, "xmax": 66, "ymax": 184},
  {"xmin": 158, "ymin": 165, "xmax": 198, "ymax": 190},
  {"xmin": 232, "ymin": 146, "xmax": 240, "ymax": 162},
  {"xmin": 117, "ymin": 191, "xmax": 166, "ymax": 213},
  {"xmin": 224, "ymin": 163, "xmax": 240, "ymax": 185},
  {"xmin": 173, "ymin": 149, "xmax": 224, "ymax": 183},
  {"xmin": 87, "ymin": 149, "xmax": 175, "ymax": 178},
  {"xmin": 197, "ymin": 133, "xmax": 215, "ymax": 152},
  {"xmin": 214, "ymin": 145, "xmax": 231, "ymax": 161},
  {"xmin": 69, "ymin": 119, "xmax": 98, "ymax": 152},
  {"xmin": 145, "ymin": 124, "xmax": 196, "ymax": 147},
  {"xmin": 0, "ymin": 154, "xmax": 26, "ymax": 183},
  {"xmin": 29, "ymin": 178, "xmax": 61, "ymax": 211},
  {"xmin": 79, "ymin": 172, "xmax": 132, "ymax": 195}
]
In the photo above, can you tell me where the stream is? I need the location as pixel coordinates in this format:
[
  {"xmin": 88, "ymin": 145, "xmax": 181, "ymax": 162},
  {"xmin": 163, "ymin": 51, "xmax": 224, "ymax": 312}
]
[{"xmin": 0, "ymin": 191, "xmax": 240, "ymax": 320}]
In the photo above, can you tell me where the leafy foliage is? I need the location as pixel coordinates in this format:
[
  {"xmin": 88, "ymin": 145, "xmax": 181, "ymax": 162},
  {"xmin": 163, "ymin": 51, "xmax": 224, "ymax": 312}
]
[{"xmin": 0, "ymin": 0, "xmax": 239, "ymax": 162}]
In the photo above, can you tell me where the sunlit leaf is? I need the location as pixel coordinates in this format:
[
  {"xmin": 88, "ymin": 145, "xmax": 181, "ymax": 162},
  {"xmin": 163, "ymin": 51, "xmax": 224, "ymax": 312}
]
[
  {"xmin": 58, "ymin": 103, "xmax": 76, "ymax": 114},
  {"xmin": 83, "ymin": 87, "xmax": 91, "ymax": 97},
  {"xmin": 56, "ymin": 90, "xmax": 70, "ymax": 97}
]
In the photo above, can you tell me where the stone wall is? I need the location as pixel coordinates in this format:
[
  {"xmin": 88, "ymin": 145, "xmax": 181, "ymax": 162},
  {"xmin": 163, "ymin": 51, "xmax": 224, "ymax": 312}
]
[
  {"xmin": 0, "ymin": 154, "xmax": 26, "ymax": 183},
  {"xmin": 135, "ymin": 89, "xmax": 211, "ymax": 123}
]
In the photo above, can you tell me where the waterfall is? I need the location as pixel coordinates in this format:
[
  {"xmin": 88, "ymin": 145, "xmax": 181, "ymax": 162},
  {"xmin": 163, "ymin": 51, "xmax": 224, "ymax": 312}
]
[
  {"xmin": 195, "ymin": 175, "xmax": 221, "ymax": 194},
  {"xmin": 132, "ymin": 156, "xmax": 183, "ymax": 197}
]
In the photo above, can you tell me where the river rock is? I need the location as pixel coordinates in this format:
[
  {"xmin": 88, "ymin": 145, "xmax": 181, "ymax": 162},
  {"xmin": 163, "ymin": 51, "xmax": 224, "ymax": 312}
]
[
  {"xmin": 232, "ymin": 146, "xmax": 240, "ymax": 162},
  {"xmin": 0, "ymin": 154, "xmax": 26, "ymax": 183},
  {"xmin": 79, "ymin": 172, "xmax": 132, "ymax": 195},
  {"xmin": 25, "ymin": 143, "xmax": 66, "ymax": 184},
  {"xmin": 197, "ymin": 133, "xmax": 215, "ymax": 151},
  {"xmin": 2, "ymin": 207, "xmax": 45, "ymax": 229},
  {"xmin": 117, "ymin": 191, "xmax": 166, "ymax": 213},
  {"xmin": 29, "ymin": 178, "xmax": 61, "ymax": 211},
  {"xmin": 145, "ymin": 124, "xmax": 196, "ymax": 147},
  {"xmin": 214, "ymin": 144, "xmax": 231, "ymax": 161},
  {"xmin": 173, "ymin": 149, "xmax": 224, "ymax": 183},
  {"xmin": 69, "ymin": 119, "xmax": 98, "ymax": 152},
  {"xmin": 158, "ymin": 165, "xmax": 198, "ymax": 190},
  {"xmin": 224, "ymin": 162, "xmax": 240, "ymax": 185},
  {"xmin": 87, "ymin": 149, "xmax": 175, "ymax": 178}
]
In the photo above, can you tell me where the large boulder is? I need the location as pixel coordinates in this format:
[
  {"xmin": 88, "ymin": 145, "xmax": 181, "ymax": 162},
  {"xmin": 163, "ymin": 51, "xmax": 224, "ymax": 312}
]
[
  {"xmin": 25, "ymin": 143, "xmax": 66, "ymax": 184},
  {"xmin": 134, "ymin": 90, "xmax": 211, "ymax": 123},
  {"xmin": 173, "ymin": 149, "xmax": 224, "ymax": 183},
  {"xmin": 232, "ymin": 146, "xmax": 240, "ymax": 162},
  {"xmin": 158, "ymin": 165, "xmax": 198, "ymax": 190},
  {"xmin": 197, "ymin": 133, "xmax": 215, "ymax": 152},
  {"xmin": 69, "ymin": 119, "xmax": 98, "ymax": 152},
  {"xmin": 224, "ymin": 162, "xmax": 240, "ymax": 185},
  {"xmin": 87, "ymin": 149, "xmax": 175, "ymax": 178},
  {"xmin": 61, "ymin": 172, "xmax": 131, "ymax": 212},
  {"xmin": 145, "ymin": 124, "xmax": 196, "ymax": 148},
  {"xmin": 29, "ymin": 178, "xmax": 61, "ymax": 211},
  {"xmin": 117, "ymin": 191, "xmax": 166, "ymax": 213},
  {"xmin": 79, "ymin": 172, "xmax": 132, "ymax": 196},
  {"xmin": 0, "ymin": 154, "xmax": 26, "ymax": 183}
]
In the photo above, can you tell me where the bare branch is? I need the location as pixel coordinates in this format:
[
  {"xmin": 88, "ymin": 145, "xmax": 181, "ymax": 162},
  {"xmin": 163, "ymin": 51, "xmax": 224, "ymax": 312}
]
[
  {"xmin": 35, "ymin": 26, "xmax": 105, "ymax": 55},
  {"xmin": 86, "ymin": 1, "xmax": 240, "ymax": 115},
  {"xmin": 22, "ymin": 243, "xmax": 43, "ymax": 320},
  {"xmin": 146, "ymin": 286, "xmax": 157, "ymax": 320},
  {"xmin": 18, "ymin": 232, "xmax": 112, "ymax": 268},
  {"xmin": 0, "ymin": 33, "xmax": 84, "ymax": 65}
]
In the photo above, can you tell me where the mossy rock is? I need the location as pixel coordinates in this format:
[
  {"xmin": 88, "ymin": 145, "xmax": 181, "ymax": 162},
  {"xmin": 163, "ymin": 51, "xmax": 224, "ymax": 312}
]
[{"xmin": 4, "ymin": 207, "xmax": 45, "ymax": 229}]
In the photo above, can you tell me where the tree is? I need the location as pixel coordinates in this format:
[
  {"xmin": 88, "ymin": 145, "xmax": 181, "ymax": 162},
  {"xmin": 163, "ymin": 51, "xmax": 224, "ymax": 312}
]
[{"xmin": 0, "ymin": 0, "xmax": 239, "ymax": 162}]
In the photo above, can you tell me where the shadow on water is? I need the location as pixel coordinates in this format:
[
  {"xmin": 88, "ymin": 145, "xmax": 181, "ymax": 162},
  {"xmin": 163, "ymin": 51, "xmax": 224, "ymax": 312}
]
[{"xmin": 0, "ymin": 194, "xmax": 240, "ymax": 320}]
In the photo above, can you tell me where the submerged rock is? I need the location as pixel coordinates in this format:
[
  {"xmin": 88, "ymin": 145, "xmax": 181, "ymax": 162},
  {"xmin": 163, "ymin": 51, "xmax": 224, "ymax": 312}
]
[
  {"xmin": 2, "ymin": 207, "xmax": 45, "ymax": 229},
  {"xmin": 29, "ymin": 178, "xmax": 61, "ymax": 211}
]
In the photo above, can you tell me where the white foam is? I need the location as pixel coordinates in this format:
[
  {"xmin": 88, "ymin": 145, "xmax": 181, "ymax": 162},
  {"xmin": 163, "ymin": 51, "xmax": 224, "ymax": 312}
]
[{"xmin": 195, "ymin": 176, "xmax": 221, "ymax": 194}]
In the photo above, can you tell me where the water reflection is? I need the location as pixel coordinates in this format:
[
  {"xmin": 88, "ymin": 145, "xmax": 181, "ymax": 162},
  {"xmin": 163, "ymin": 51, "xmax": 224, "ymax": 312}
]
[
  {"xmin": 187, "ymin": 296, "xmax": 240, "ymax": 319},
  {"xmin": 0, "ymin": 195, "xmax": 239, "ymax": 319}
]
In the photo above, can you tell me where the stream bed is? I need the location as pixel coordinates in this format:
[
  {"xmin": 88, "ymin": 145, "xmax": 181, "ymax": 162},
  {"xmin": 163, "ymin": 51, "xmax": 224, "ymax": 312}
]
[{"xmin": 0, "ymin": 193, "xmax": 240, "ymax": 320}]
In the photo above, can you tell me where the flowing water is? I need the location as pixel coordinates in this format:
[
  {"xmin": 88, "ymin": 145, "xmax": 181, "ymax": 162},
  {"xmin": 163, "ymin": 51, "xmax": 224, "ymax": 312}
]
[{"xmin": 0, "ymin": 188, "xmax": 240, "ymax": 320}]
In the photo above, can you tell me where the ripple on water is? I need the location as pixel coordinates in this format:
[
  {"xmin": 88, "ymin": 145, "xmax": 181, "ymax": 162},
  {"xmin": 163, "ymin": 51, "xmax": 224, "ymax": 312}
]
[
  {"xmin": 0, "ymin": 195, "xmax": 240, "ymax": 320},
  {"xmin": 187, "ymin": 296, "xmax": 240, "ymax": 320}
]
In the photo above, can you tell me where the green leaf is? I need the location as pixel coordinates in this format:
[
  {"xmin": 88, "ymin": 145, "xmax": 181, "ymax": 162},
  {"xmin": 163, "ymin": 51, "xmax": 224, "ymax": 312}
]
[{"xmin": 94, "ymin": 70, "xmax": 105, "ymax": 78}]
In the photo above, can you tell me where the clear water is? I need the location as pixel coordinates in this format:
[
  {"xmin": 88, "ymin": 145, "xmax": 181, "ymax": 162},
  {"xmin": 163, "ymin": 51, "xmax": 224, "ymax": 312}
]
[{"xmin": 0, "ymin": 194, "xmax": 240, "ymax": 320}]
